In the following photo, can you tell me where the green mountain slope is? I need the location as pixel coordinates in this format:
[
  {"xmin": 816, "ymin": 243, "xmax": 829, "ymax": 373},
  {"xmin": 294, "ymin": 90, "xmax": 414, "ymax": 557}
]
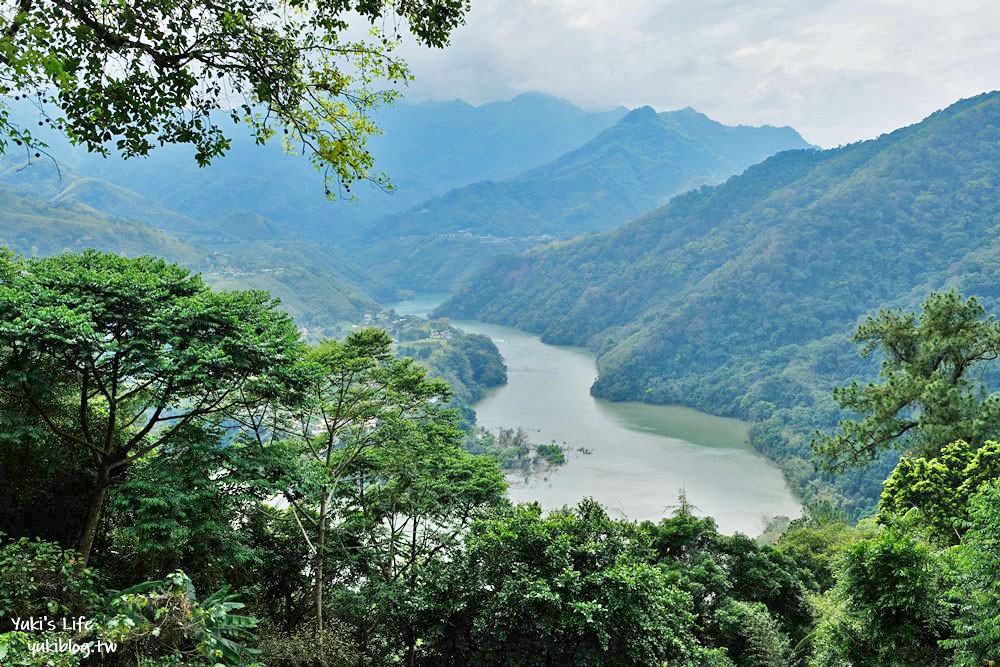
[
  {"xmin": 0, "ymin": 183, "xmax": 204, "ymax": 264},
  {"xmin": 438, "ymin": 91, "xmax": 1000, "ymax": 513},
  {"xmin": 201, "ymin": 241, "xmax": 390, "ymax": 338},
  {"xmin": 52, "ymin": 177, "xmax": 208, "ymax": 236},
  {"xmin": 352, "ymin": 107, "xmax": 813, "ymax": 290},
  {"xmin": 0, "ymin": 170, "xmax": 383, "ymax": 331}
]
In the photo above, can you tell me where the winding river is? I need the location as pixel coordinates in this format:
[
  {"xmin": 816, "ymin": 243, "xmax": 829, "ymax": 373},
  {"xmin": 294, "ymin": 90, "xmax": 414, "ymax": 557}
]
[{"xmin": 390, "ymin": 294, "xmax": 800, "ymax": 535}]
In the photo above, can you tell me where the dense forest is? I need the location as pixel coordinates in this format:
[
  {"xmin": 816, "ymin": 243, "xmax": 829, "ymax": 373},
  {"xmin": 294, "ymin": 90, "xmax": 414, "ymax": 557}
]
[
  {"xmin": 1, "ymin": 250, "xmax": 999, "ymax": 666},
  {"xmin": 439, "ymin": 91, "xmax": 1000, "ymax": 516}
]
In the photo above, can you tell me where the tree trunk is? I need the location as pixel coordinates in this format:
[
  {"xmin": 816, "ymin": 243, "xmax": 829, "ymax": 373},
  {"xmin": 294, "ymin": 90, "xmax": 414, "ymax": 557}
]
[
  {"xmin": 406, "ymin": 519, "xmax": 419, "ymax": 666},
  {"xmin": 406, "ymin": 627, "xmax": 416, "ymax": 667},
  {"xmin": 77, "ymin": 466, "xmax": 110, "ymax": 567},
  {"xmin": 358, "ymin": 626, "xmax": 369, "ymax": 667},
  {"xmin": 314, "ymin": 495, "xmax": 328, "ymax": 666}
]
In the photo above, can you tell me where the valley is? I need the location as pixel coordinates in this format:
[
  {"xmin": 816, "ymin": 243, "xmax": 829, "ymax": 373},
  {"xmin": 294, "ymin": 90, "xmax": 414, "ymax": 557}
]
[
  {"xmin": 5, "ymin": 91, "xmax": 998, "ymax": 523},
  {"xmin": 391, "ymin": 295, "xmax": 801, "ymax": 534},
  {"xmin": 2, "ymin": 2, "xmax": 998, "ymax": 662},
  {"xmin": 440, "ymin": 91, "xmax": 1000, "ymax": 516}
]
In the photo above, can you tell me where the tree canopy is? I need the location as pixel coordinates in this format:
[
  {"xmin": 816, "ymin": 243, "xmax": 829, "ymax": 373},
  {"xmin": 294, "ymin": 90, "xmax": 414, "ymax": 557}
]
[
  {"xmin": 0, "ymin": 249, "xmax": 302, "ymax": 563},
  {"xmin": 813, "ymin": 291, "xmax": 1000, "ymax": 471},
  {"xmin": 0, "ymin": 0, "xmax": 470, "ymax": 193}
]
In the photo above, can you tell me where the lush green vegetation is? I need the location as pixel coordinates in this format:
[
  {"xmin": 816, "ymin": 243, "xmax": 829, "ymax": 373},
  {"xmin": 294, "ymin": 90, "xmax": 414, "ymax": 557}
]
[
  {"xmin": 0, "ymin": 0, "xmax": 470, "ymax": 196},
  {"xmin": 0, "ymin": 160, "xmax": 390, "ymax": 331},
  {"xmin": 1, "ymin": 249, "xmax": 999, "ymax": 665},
  {"xmin": 440, "ymin": 91, "xmax": 1000, "ymax": 516},
  {"xmin": 0, "ymin": 250, "xmax": 504, "ymax": 665},
  {"xmin": 465, "ymin": 426, "xmax": 569, "ymax": 473},
  {"xmin": 351, "ymin": 106, "xmax": 811, "ymax": 290},
  {"xmin": 392, "ymin": 316, "xmax": 507, "ymax": 428}
]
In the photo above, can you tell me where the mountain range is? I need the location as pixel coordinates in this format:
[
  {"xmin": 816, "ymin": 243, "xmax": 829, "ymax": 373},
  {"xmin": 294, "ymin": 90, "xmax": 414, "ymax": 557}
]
[
  {"xmin": 437, "ymin": 91, "xmax": 1000, "ymax": 512},
  {"xmin": 350, "ymin": 106, "xmax": 812, "ymax": 290},
  {"xmin": 1, "ymin": 93, "xmax": 810, "ymax": 321},
  {"xmin": 0, "ymin": 157, "xmax": 385, "ymax": 336},
  {"xmin": 0, "ymin": 94, "xmax": 630, "ymax": 330},
  {"xmin": 12, "ymin": 93, "xmax": 628, "ymax": 240}
]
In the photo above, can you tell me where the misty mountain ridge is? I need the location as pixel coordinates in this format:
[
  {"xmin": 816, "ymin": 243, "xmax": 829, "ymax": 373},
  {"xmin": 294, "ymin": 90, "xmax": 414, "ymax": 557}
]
[
  {"xmin": 349, "ymin": 104, "xmax": 813, "ymax": 291},
  {"xmin": 4, "ymin": 93, "xmax": 629, "ymax": 241},
  {"xmin": 0, "ymin": 156, "xmax": 384, "ymax": 333},
  {"xmin": 1, "ymin": 91, "xmax": 812, "ymax": 334},
  {"xmin": 0, "ymin": 92, "xmax": 636, "ymax": 331}
]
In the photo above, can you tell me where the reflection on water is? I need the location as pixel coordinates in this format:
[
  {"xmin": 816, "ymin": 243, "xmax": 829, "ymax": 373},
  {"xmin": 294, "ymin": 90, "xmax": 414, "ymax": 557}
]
[
  {"xmin": 387, "ymin": 296, "xmax": 801, "ymax": 535},
  {"xmin": 387, "ymin": 293, "xmax": 451, "ymax": 319}
]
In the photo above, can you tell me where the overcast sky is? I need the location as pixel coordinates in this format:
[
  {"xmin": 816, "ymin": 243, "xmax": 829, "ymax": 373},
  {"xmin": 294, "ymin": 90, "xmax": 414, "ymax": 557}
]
[{"xmin": 396, "ymin": 0, "xmax": 999, "ymax": 147}]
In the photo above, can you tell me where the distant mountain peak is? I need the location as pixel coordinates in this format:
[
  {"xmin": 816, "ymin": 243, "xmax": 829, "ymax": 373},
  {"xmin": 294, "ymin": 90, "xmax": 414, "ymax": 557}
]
[
  {"xmin": 619, "ymin": 105, "xmax": 661, "ymax": 125},
  {"xmin": 480, "ymin": 91, "xmax": 582, "ymax": 115},
  {"xmin": 509, "ymin": 91, "xmax": 567, "ymax": 104},
  {"xmin": 659, "ymin": 106, "xmax": 719, "ymax": 127},
  {"xmin": 413, "ymin": 98, "xmax": 475, "ymax": 111},
  {"xmin": 352, "ymin": 99, "xmax": 812, "ymax": 291},
  {"xmin": 672, "ymin": 106, "xmax": 705, "ymax": 116}
]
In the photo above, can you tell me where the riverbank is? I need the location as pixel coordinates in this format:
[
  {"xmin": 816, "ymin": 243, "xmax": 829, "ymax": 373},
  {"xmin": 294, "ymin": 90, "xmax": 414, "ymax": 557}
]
[{"xmin": 388, "ymin": 296, "xmax": 801, "ymax": 534}]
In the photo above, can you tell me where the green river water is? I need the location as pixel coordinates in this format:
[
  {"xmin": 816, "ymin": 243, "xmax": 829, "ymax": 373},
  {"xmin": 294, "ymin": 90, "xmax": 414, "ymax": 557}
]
[{"xmin": 389, "ymin": 294, "xmax": 800, "ymax": 535}]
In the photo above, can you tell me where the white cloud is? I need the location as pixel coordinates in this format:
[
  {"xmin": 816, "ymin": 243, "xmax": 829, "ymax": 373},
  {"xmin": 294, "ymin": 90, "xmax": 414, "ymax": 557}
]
[{"xmin": 395, "ymin": 0, "xmax": 1000, "ymax": 146}]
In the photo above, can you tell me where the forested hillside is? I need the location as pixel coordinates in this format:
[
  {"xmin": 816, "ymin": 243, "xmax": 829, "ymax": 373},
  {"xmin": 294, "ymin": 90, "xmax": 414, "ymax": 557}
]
[
  {"xmin": 0, "ymin": 182, "xmax": 204, "ymax": 264},
  {"xmin": 0, "ymin": 162, "xmax": 385, "ymax": 330},
  {"xmin": 351, "ymin": 106, "xmax": 812, "ymax": 290},
  {"xmin": 439, "ymin": 91, "xmax": 1000, "ymax": 513}
]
